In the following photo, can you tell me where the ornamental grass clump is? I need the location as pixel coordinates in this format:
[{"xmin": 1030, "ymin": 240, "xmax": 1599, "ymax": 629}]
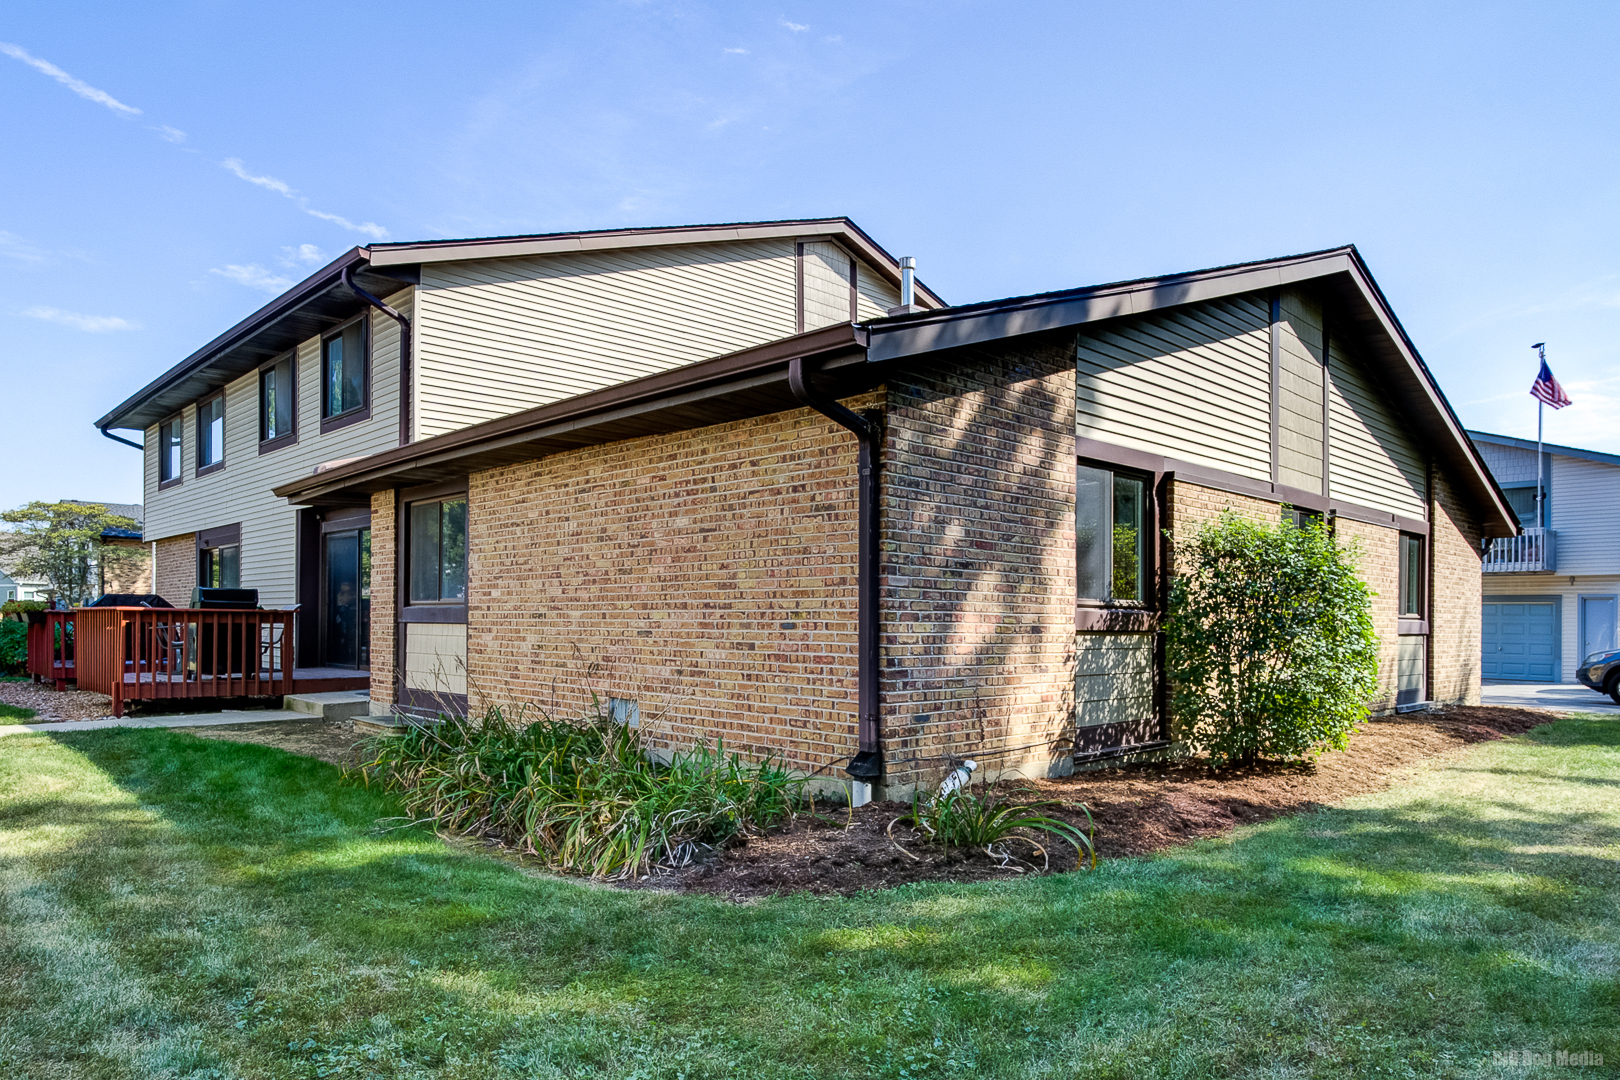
[
  {"xmin": 890, "ymin": 788, "xmax": 1097, "ymax": 872},
  {"xmin": 358, "ymin": 700, "xmax": 805, "ymax": 880},
  {"xmin": 1165, "ymin": 510, "xmax": 1380, "ymax": 768}
]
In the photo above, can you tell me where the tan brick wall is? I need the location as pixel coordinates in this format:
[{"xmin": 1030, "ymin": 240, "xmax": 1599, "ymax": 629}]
[
  {"xmin": 455, "ymin": 395, "xmax": 880, "ymax": 775},
  {"xmin": 1333, "ymin": 515, "xmax": 1402, "ymax": 711},
  {"xmin": 369, "ymin": 489, "xmax": 397, "ymax": 712},
  {"xmin": 879, "ymin": 335, "xmax": 1078, "ymax": 790},
  {"xmin": 1429, "ymin": 467, "xmax": 1483, "ymax": 705},
  {"xmin": 100, "ymin": 538, "xmax": 153, "ymax": 595},
  {"xmin": 153, "ymin": 533, "xmax": 195, "ymax": 606}
]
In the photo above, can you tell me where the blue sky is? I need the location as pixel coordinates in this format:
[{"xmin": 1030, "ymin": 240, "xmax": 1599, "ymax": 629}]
[{"xmin": 3, "ymin": 1, "xmax": 1618, "ymax": 512}]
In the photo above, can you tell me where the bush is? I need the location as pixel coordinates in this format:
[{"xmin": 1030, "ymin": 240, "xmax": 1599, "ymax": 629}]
[
  {"xmin": 1165, "ymin": 510, "xmax": 1379, "ymax": 767},
  {"xmin": 0, "ymin": 620, "xmax": 26, "ymax": 674},
  {"xmin": 896, "ymin": 788, "xmax": 1097, "ymax": 871},
  {"xmin": 1, "ymin": 600, "xmax": 47, "ymax": 619},
  {"xmin": 359, "ymin": 700, "xmax": 806, "ymax": 880}
]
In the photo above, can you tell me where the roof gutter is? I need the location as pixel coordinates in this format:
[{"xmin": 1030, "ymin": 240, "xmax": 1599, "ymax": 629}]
[
  {"xmin": 788, "ymin": 356, "xmax": 883, "ymax": 788},
  {"xmin": 342, "ymin": 263, "xmax": 413, "ymax": 446},
  {"xmin": 99, "ymin": 427, "xmax": 143, "ymax": 451}
]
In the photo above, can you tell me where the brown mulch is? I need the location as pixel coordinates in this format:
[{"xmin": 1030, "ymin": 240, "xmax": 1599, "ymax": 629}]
[
  {"xmin": 647, "ymin": 705, "xmax": 1559, "ymax": 898},
  {"xmin": 0, "ymin": 680, "xmax": 113, "ymax": 722},
  {"xmin": 180, "ymin": 719, "xmax": 367, "ymax": 769}
]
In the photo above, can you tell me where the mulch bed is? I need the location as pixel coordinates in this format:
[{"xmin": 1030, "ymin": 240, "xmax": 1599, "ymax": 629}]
[
  {"xmin": 0, "ymin": 680, "xmax": 113, "ymax": 722},
  {"xmin": 646, "ymin": 705, "xmax": 1558, "ymax": 898}
]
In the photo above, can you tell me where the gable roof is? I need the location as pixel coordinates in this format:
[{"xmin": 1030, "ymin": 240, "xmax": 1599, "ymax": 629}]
[
  {"xmin": 1468, "ymin": 430, "xmax": 1620, "ymax": 470},
  {"xmin": 95, "ymin": 218, "xmax": 942, "ymax": 434},
  {"xmin": 274, "ymin": 245, "xmax": 1518, "ymax": 538}
]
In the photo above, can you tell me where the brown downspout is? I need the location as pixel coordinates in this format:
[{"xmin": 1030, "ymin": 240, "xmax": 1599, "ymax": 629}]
[
  {"xmin": 787, "ymin": 357, "xmax": 882, "ymax": 781},
  {"xmin": 341, "ymin": 264, "xmax": 413, "ymax": 447}
]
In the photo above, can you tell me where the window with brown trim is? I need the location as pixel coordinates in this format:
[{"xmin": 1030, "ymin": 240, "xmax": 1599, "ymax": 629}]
[
  {"xmin": 1076, "ymin": 464, "xmax": 1150, "ymax": 605},
  {"xmin": 158, "ymin": 415, "xmax": 183, "ymax": 487},
  {"xmin": 259, "ymin": 352, "xmax": 296, "ymax": 450},
  {"xmin": 196, "ymin": 393, "xmax": 225, "ymax": 475},
  {"xmin": 197, "ymin": 524, "xmax": 242, "ymax": 589},
  {"xmin": 407, "ymin": 497, "xmax": 467, "ymax": 605},
  {"xmin": 321, "ymin": 316, "xmax": 369, "ymax": 429},
  {"xmin": 1398, "ymin": 532, "xmax": 1425, "ymax": 618}
]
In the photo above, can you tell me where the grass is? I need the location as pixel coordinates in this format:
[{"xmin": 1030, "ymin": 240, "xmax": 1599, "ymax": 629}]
[
  {"xmin": 0, "ymin": 702, "xmax": 35, "ymax": 721},
  {"xmin": 0, "ymin": 718, "xmax": 1616, "ymax": 1079}
]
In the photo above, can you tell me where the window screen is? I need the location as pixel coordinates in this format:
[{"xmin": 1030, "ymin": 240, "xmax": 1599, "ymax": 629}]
[{"xmin": 408, "ymin": 498, "xmax": 468, "ymax": 603}]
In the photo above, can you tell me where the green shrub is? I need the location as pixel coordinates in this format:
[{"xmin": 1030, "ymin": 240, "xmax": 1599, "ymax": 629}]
[
  {"xmin": 359, "ymin": 700, "xmax": 806, "ymax": 880},
  {"xmin": 1, "ymin": 600, "xmax": 47, "ymax": 619},
  {"xmin": 0, "ymin": 620, "xmax": 26, "ymax": 674},
  {"xmin": 897, "ymin": 788, "xmax": 1096, "ymax": 870},
  {"xmin": 1165, "ymin": 510, "xmax": 1379, "ymax": 767}
]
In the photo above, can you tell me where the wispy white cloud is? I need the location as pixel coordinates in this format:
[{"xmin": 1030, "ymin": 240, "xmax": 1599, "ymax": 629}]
[
  {"xmin": 723, "ymin": 47, "xmax": 749, "ymax": 54},
  {"xmin": 22, "ymin": 306, "xmax": 137, "ymax": 332},
  {"xmin": 220, "ymin": 158, "xmax": 390, "ymax": 240},
  {"xmin": 280, "ymin": 243, "xmax": 325, "ymax": 267},
  {"xmin": 153, "ymin": 125, "xmax": 186, "ymax": 143},
  {"xmin": 0, "ymin": 231, "xmax": 47, "ymax": 263},
  {"xmin": 210, "ymin": 264, "xmax": 294, "ymax": 293},
  {"xmin": 781, "ymin": 19, "xmax": 809, "ymax": 32},
  {"xmin": 0, "ymin": 42, "xmax": 140, "ymax": 116}
]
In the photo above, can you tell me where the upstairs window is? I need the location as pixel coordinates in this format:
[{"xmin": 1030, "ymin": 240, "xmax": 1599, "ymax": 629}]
[
  {"xmin": 1502, "ymin": 484, "xmax": 1540, "ymax": 529},
  {"xmin": 1076, "ymin": 464, "xmax": 1148, "ymax": 604},
  {"xmin": 260, "ymin": 354, "xmax": 295, "ymax": 446},
  {"xmin": 1398, "ymin": 533, "xmax": 1425, "ymax": 618},
  {"xmin": 408, "ymin": 497, "xmax": 468, "ymax": 604},
  {"xmin": 158, "ymin": 417, "xmax": 182, "ymax": 485},
  {"xmin": 323, "ymin": 318, "xmax": 368, "ymax": 422},
  {"xmin": 196, "ymin": 394, "xmax": 225, "ymax": 473}
]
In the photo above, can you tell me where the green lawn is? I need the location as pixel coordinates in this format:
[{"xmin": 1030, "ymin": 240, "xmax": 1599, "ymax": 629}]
[
  {"xmin": 0, "ymin": 720, "xmax": 1616, "ymax": 1079},
  {"xmin": 0, "ymin": 703, "xmax": 36, "ymax": 721}
]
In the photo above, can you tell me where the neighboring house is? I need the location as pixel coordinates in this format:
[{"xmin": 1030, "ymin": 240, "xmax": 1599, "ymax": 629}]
[
  {"xmin": 0, "ymin": 571, "xmax": 50, "ymax": 603},
  {"xmin": 1469, "ymin": 431, "xmax": 1620, "ymax": 683},
  {"xmin": 248, "ymin": 241, "xmax": 1512, "ymax": 792},
  {"xmin": 96, "ymin": 220, "xmax": 939, "ymax": 675},
  {"xmin": 76, "ymin": 500, "xmax": 151, "ymax": 597}
]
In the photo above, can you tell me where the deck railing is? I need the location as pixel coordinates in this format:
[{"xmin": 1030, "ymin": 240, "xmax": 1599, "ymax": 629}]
[
  {"xmin": 61, "ymin": 607, "xmax": 294, "ymax": 717},
  {"xmin": 25, "ymin": 610, "xmax": 75, "ymax": 689},
  {"xmin": 1483, "ymin": 527, "xmax": 1556, "ymax": 573}
]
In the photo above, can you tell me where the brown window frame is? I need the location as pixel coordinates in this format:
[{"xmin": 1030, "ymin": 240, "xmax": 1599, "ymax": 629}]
[
  {"xmin": 1398, "ymin": 531, "xmax": 1428, "ymax": 632},
  {"xmin": 258, "ymin": 351, "xmax": 298, "ymax": 453},
  {"xmin": 195, "ymin": 523, "xmax": 243, "ymax": 590},
  {"xmin": 195, "ymin": 392, "xmax": 226, "ymax": 477},
  {"xmin": 1075, "ymin": 460, "xmax": 1156, "ymax": 610},
  {"xmin": 157, "ymin": 412, "xmax": 184, "ymax": 490},
  {"xmin": 320, "ymin": 313, "xmax": 372, "ymax": 433},
  {"xmin": 398, "ymin": 480, "xmax": 468, "ymax": 625}
]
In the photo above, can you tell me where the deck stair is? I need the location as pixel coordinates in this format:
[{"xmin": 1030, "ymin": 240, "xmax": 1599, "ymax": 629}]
[{"xmin": 284, "ymin": 690, "xmax": 373, "ymax": 722}]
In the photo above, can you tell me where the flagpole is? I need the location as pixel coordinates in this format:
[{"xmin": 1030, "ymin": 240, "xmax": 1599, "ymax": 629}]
[{"xmin": 1535, "ymin": 342, "xmax": 1546, "ymax": 530}]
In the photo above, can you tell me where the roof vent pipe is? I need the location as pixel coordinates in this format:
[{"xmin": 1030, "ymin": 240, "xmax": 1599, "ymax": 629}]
[{"xmin": 899, "ymin": 256, "xmax": 916, "ymax": 308}]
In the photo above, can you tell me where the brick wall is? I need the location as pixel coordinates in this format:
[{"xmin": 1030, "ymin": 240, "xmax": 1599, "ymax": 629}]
[
  {"xmin": 458, "ymin": 395, "xmax": 880, "ymax": 776},
  {"xmin": 152, "ymin": 533, "xmax": 195, "ymax": 606},
  {"xmin": 369, "ymin": 489, "xmax": 397, "ymax": 712},
  {"xmin": 1429, "ymin": 466, "xmax": 1483, "ymax": 705},
  {"xmin": 101, "ymin": 538, "xmax": 153, "ymax": 595},
  {"xmin": 879, "ymin": 334, "xmax": 1078, "ymax": 790},
  {"xmin": 1333, "ymin": 515, "xmax": 1402, "ymax": 711}
]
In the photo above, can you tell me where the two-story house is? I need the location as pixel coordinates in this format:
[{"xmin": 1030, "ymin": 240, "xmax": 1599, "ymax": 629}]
[
  {"xmin": 95, "ymin": 220, "xmax": 935, "ymax": 681},
  {"xmin": 1471, "ymin": 430, "xmax": 1620, "ymax": 682}
]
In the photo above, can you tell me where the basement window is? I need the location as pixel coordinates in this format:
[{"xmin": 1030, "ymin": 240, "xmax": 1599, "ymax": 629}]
[{"xmin": 1076, "ymin": 464, "xmax": 1149, "ymax": 604}]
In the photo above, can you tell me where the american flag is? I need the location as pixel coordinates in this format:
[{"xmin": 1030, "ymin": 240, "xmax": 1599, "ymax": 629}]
[{"xmin": 1531, "ymin": 358, "xmax": 1572, "ymax": 409}]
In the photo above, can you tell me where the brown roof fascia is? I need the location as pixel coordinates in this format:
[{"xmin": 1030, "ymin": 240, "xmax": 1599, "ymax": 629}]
[
  {"xmin": 273, "ymin": 322, "xmax": 868, "ymax": 505},
  {"xmin": 367, "ymin": 217, "xmax": 947, "ymax": 308},
  {"xmin": 865, "ymin": 246, "xmax": 1518, "ymax": 539}
]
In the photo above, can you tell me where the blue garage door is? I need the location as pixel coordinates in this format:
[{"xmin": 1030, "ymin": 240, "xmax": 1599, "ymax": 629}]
[{"xmin": 1482, "ymin": 600, "xmax": 1559, "ymax": 681}]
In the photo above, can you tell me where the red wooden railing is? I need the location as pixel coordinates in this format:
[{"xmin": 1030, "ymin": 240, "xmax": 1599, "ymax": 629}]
[
  {"xmin": 25, "ymin": 611, "xmax": 75, "ymax": 690},
  {"xmin": 66, "ymin": 608, "xmax": 295, "ymax": 717}
]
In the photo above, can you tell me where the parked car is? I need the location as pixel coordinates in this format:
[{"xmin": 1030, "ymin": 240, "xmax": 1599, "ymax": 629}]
[{"xmin": 1574, "ymin": 650, "xmax": 1620, "ymax": 704}]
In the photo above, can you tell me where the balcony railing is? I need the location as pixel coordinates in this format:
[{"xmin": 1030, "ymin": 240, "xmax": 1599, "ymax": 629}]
[{"xmin": 1483, "ymin": 527, "xmax": 1556, "ymax": 573}]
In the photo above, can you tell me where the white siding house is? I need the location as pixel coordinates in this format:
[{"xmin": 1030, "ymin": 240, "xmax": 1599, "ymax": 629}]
[{"xmin": 1471, "ymin": 431, "xmax": 1620, "ymax": 683}]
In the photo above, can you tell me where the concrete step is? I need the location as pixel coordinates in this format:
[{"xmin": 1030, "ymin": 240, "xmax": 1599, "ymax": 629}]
[{"xmin": 283, "ymin": 690, "xmax": 374, "ymax": 722}]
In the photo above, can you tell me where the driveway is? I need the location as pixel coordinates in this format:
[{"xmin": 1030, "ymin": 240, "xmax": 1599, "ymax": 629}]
[{"xmin": 1480, "ymin": 681, "xmax": 1620, "ymax": 713}]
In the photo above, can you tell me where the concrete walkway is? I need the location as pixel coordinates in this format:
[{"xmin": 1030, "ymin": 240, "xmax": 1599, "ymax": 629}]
[
  {"xmin": 0, "ymin": 709, "xmax": 312, "ymax": 738},
  {"xmin": 1480, "ymin": 681, "xmax": 1620, "ymax": 713}
]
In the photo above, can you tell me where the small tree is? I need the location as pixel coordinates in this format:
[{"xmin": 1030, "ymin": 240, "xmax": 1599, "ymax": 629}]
[
  {"xmin": 0, "ymin": 502, "xmax": 143, "ymax": 608},
  {"xmin": 1165, "ymin": 511, "xmax": 1379, "ymax": 767}
]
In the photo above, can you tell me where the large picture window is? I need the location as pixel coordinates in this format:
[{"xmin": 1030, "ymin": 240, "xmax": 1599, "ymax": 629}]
[
  {"xmin": 196, "ymin": 394, "xmax": 225, "ymax": 473},
  {"xmin": 158, "ymin": 416, "xmax": 182, "ymax": 485},
  {"xmin": 1398, "ymin": 532, "xmax": 1425, "ymax": 618},
  {"xmin": 323, "ymin": 318, "xmax": 367, "ymax": 421},
  {"xmin": 260, "ymin": 353, "xmax": 295, "ymax": 447},
  {"xmin": 408, "ymin": 497, "xmax": 468, "ymax": 604},
  {"xmin": 1077, "ymin": 464, "xmax": 1148, "ymax": 604}
]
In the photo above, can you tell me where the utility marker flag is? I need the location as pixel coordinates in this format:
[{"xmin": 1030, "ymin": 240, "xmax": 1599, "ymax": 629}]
[{"xmin": 1531, "ymin": 358, "xmax": 1572, "ymax": 409}]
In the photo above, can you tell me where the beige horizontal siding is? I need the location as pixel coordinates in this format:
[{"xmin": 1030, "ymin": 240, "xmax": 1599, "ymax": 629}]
[
  {"xmin": 1549, "ymin": 456, "xmax": 1620, "ymax": 575},
  {"xmin": 413, "ymin": 240, "xmax": 798, "ymax": 439},
  {"xmin": 140, "ymin": 289, "xmax": 411, "ymax": 607},
  {"xmin": 854, "ymin": 261, "xmax": 901, "ymax": 321},
  {"xmin": 405, "ymin": 622, "xmax": 467, "ymax": 694},
  {"xmin": 1277, "ymin": 290, "xmax": 1325, "ymax": 493},
  {"xmin": 801, "ymin": 240, "xmax": 853, "ymax": 329},
  {"xmin": 1076, "ymin": 295, "xmax": 1273, "ymax": 481},
  {"xmin": 1074, "ymin": 632, "xmax": 1154, "ymax": 727},
  {"xmin": 1327, "ymin": 334, "xmax": 1427, "ymax": 519}
]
